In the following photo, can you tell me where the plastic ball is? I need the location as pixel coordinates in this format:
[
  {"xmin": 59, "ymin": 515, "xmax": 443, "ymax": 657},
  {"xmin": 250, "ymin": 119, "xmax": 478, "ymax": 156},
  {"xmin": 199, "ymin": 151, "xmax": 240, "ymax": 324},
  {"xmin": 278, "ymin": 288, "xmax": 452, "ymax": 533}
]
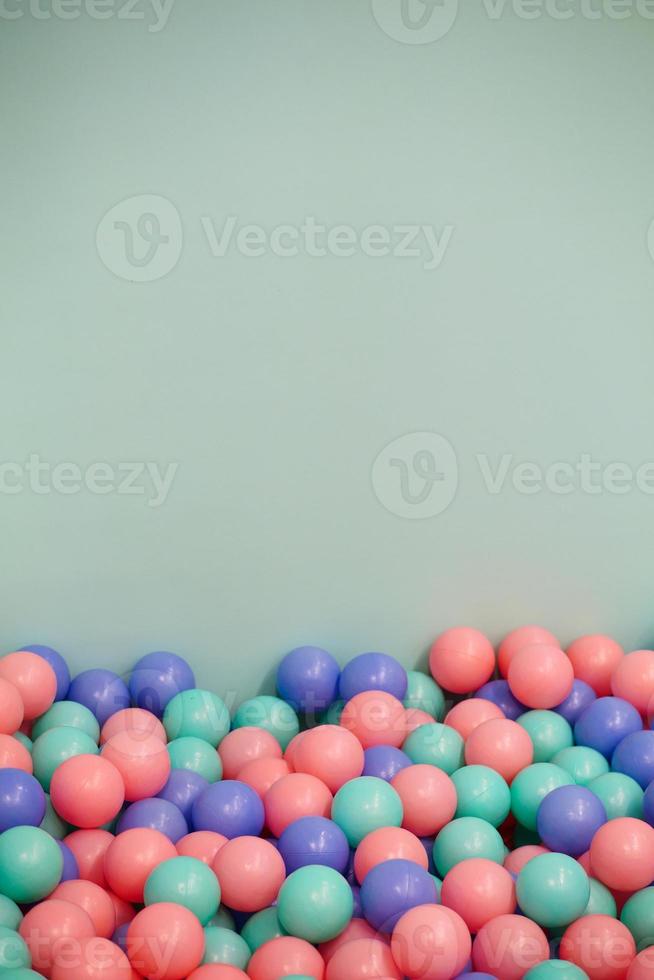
[
  {"xmin": 177, "ymin": 831, "xmax": 227, "ymax": 865},
  {"xmin": 51, "ymin": 878, "xmax": 116, "ymax": 937},
  {"xmin": 340, "ymin": 691, "xmax": 406, "ymax": 750},
  {"xmin": 360, "ymin": 858, "xmax": 437, "ymax": 932},
  {"xmin": 429, "ymin": 627, "xmax": 495, "ymax": 694},
  {"xmin": 574, "ymin": 697, "xmax": 643, "ymax": 757},
  {"xmin": 212, "ymin": 836, "xmax": 285, "ymax": 911},
  {"xmin": 276, "ymin": 646, "xmax": 341, "ymax": 714},
  {"xmin": 163, "ymin": 689, "xmax": 230, "ymax": 748},
  {"xmin": 441, "ymin": 857, "xmax": 516, "ymax": 932},
  {"xmin": 0, "ymin": 894, "xmax": 22, "ymax": 931},
  {"xmin": 0, "ymin": 651, "xmax": 57, "ymax": 720},
  {"xmin": 167, "ymin": 736, "xmax": 223, "ymax": 783},
  {"xmin": 475, "ymin": 679, "xmax": 526, "ymax": 720},
  {"xmin": 503, "ymin": 844, "xmax": 549, "ymax": 875},
  {"xmin": 238, "ymin": 757, "xmax": 290, "ymax": 797},
  {"xmin": 331, "ymin": 776, "xmax": 403, "ymax": 847},
  {"xmin": 339, "ymin": 652, "xmax": 407, "ymax": 701},
  {"xmin": 21, "ymin": 643, "xmax": 71, "ymax": 702},
  {"xmin": 64, "ymin": 829, "xmax": 114, "ymax": 887},
  {"xmin": 239, "ymin": 907, "xmax": 287, "ymax": 953},
  {"xmin": 293, "ymin": 725, "xmax": 364, "ymax": 791},
  {"xmin": 326, "ymin": 936, "xmax": 399, "ymax": 979},
  {"xmin": 0, "ymin": 735, "xmax": 31, "ymax": 774},
  {"xmin": 101, "ymin": 731, "xmax": 171, "ymax": 801},
  {"xmin": 403, "ymin": 723, "xmax": 464, "ymax": 775},
  {"xmin": 277, "ymin": 864, "xmax": 352, "ymax": 943},
  {"xmin": 129, "ymin": 651, "xmax": 195, "ymax": 717},
  {"xmin": 433, "ymin": 817, "xmax": 505, "ymax": 877},
  {"xmin": 404, "ymin": 670, "xmax": 445, "ymax": 720},
  {"xmin": 507, "ymin": 644, "xmax": 574, "ymax": 709},
  {"xmin": 0, "ymin": 923, "xmax": 31, "ymax": 971},
  {"xmin": 144, "ymin": 855, "xmax": 220, "ymax": 925},
  {"xmin": 249, "ymin": 938, "xmax": 325, "ymax": 980},
  {"xmin": 218, "ymin": 728, "xmax": 282, "ymax": 780},
  {"xmin": 192, "ymin": 780, "xmax": 264, "ymax": 839},
  {"xmin": 56, "ymin": 841, "xmax": 77, "ymax": 882},
  {"xmin": 50, "ymin": 754, "xmax": 124, "ymax": 828},
  {"xmin": 0, "ymin": 767, "xmax": 45, "ymax": 831},
  {"xmin": 100, "ymin": 708, "xmax": 166, "ymax": 745},
  {"xmin": 277, "ymin": 816, "xmax": 349, "ymax": 876},
  {"xmin": 201, "ymin": 925, "xmax": 250, "ymax": 969},
  {"xmin": 517, "ymin": 710, "xmax": 573, "ymax": 763},
  {"xmin": 404, "ymin": 707, "xmax": 437, "ymax": 733},
  {"xmin": 231, "ymin": 696, "xmax": 300, "ymax": 752},
  {"xmin": 498, "ymin": 626, "xmax": 559, "ymax": 677},
  {"xmin": 362, "ymin": 745, "xmax": 411, "ymax": 782},
  {"xmin": 510, "ymin": 763, "xmax": 574, "ymax": 830},
  {"xmin": 524, "ymin": 962, "xmax": 589, "ymax": 980},
  {"xmin": 391, "ymin": 904, "xmax": 471, "ymax": 980},
  {"xmin": 552, "ymin": 746, "xmax": 609, "ymax": 786},
  {"xmin": 20, "ymin": 897, "xmax": 95, "ymax": 974},
  {"xmin": 628, "ymin": 948, "xmax": 654, "ymax": 980},
  {"xmin": 620, "ymin": 886, "xmax": 654, "ymax": 951},
  {"xmin": 537, "ymin": 784, "xmax": 607, "ymax": 856},
  {"xmin": 32, "ymin": 727, "xmax": 99, "ymax": 792},
  {"xmin": 584, "ymin": 876, "xmax": 617, "ymax": 917},
  {"xmin": 443, "ymin": 699, "xmax": 504, "ymax": 739},
  {"xmin": 567, "ymin": 635, "xmax": 624, "ymax": 696},
  {"xmin": 67, "ymin": 670, "xmax": 130, "ymax": 727},
  {"xmin": 612, "ymin": 730, "xmax": 654, "ymax": 789},
  {"xmin": 50, "ymin": 936, "xmax": 133, "ymax": 980},
  {"xmin": 472, "ymin": 914, "xmax": 548, "ymax": 980},
  {"xmin": 589, "ymin": 772, "xmax": 644, "ymax": 829},
  {"xmin": 263, "ymin": 773, "xmax": 332, "ymax": 837},
  {"xmin": 554, "ymin": 679, "xmax": 596, "ymax": 725},
  {"xmin": 464, "ymin": 718, "xmax": 533, "ymax": 783},
  {"xmin": 34, "ymin": 701, "xmax": 101, "ymax": 742},
  {"xmin": 451, "ymin": 764, "xmax": 511, "ymax": 827},
  {"xmin": 390, "ymin": 764, "xmax": 456, "ymax": 837},
  {"xmin": 153, "ymin": 770, "xmax": 208, "ymax": 823},
  {"xmin": 612, "ymin": 649, "xmax": 654, "ymax": 717},
  {"xmin": 0, "ymin": 677, "xmax": 24, "ymax": 735},
  {"xmin": 127, "ymin": 902, "xmax": 205, "ymax": 980},
  {"xmin": 0, "ymin": 825, "xmax": 63, "ymax": 902},
  {"xmin": 590, "ymin": 818, "xmax": 654, "ymax": 891},
  {"xmin": 117, "ymin": 798, "xmax": 188, "ymax": 843},
  {"xmin": 560, "ymin": 914, "xmax": 636, "ymax": 980},
  {"xmin": 353, "ymin": 826, "xmax": 428, "ymax": 882},
  {"xmin": 516, "ymin": 852, "xmax": 590, "ymax": 928},
  {"xmin": 104, "ymin": 827, "xmax": 177, "ymax": 903}
]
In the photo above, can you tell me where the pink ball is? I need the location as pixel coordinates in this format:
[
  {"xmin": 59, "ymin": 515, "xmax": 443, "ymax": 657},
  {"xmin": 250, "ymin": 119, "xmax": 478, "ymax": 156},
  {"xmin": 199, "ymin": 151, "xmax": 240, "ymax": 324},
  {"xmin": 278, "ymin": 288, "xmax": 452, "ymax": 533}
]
[
  {"xmin": 391, "ymin": 904, "xmax": 471, "ymax": 980},
  {"xmin": 429, "ymin": 628, "xmax": 495, "ymax": 694},
  {"xmin": 567, "ymin": 635, "xmax": 624, "ymax": 697},
  {"xmin": 327, "ymin": 937, "xmax": 400, "ymax": 980},
  {"xmin": 0, "ymin": 732, "xmax": 33, "ymax": 772},
  {"xmin": 319, "ymin": 919, "xmax": 382, "ymax": 963},
  {"xmin": 390, "ymin": 765, "xmax": 457, "ymax": 838},
  {"xmin": 354, "ymin": 826, "xmax": 428, "ymax": 883},
  {"xmin": 51, "ymin": 937, "xmax": 133, "ymax": 980},
  {"xmin": 498, "ymin": 626, "xmax": 559, "ymax": 677},
  {"xmin": 109, "ymin": 891, "xmax": 136, "ymax": 928},
  {"xmin": 212, "ymin": 835, "xmax": 286, "ymax": 912},
  {"xmin": 628, "ymin": 948, "xmax": 654, "ymax": 980},
  {"xmin": 0, "ymin": 677, "xmax": 24, "ymax": 734},
  {"xmin": 404, "ymin": 709, "xmax": 437, "ymax": 734},
  {"xmin": 127, "ymin": 902, "xmax": 205, "ymax": 980},
  {"xmin": 443, "ymin": 699, "xmax": 505, "ymax": 739},
  {"xmin": 464, "ymin": 718, "xmax": 533, "ymax": 783},
  {"xmin": 0, "ymin": 650, "xmax": 57, "ymax": 719},
  {"xmin": 104, "ymin": 828, "xmax": 178, "ymax": 903},
  {"xmin": 64, "ymin": 830, "xmax": 114, "ymax": 888},
  {"xmin": 612, "ymin": 650, "xmax": 654, "ymax": 716},
  {"xmin": 589, "ymin": 818, "xmax": 654, "ymax": 892},
  {"xmin": 284, "ymin": 731, "xmax": 307, "ymax": 771},
  {"xmin": 51, "ymin": 755, "xmax": 125, "ymax": 828},
  {"xmin": 560, "ymin": 915, "xmax": 636, "ymax": 980},
  {"xmin": 247, "ymin": 936, "xmax": 325, "ymax": 980},
  {"xmin": 507, "ymin": 644, "xmax": 574, "ymax": 709},
  {"xmin": 100, "ymin": 708, "xmax": 166, "ymax": 745},
  {"xmin": 263, "ymin": 772, "xmax": 333, "ymax": 837},
  {"xmin": 51, "ymin": 879, "xmax": 116, "ymax": 938},
  {"xmin": 237, "ymin": 757, "xmax": 290, "ymax": 797},
  {"xmin": 503, "ymin": 845, "xmax": 550, "ymax": 875},
  {"xmin": 101, "ymin": 731, "xmax": 171, "ymax": 801},
  {"xmin": 340, "ymin": 692, "xmax": 406, "ymax": 750},
  {"xmin": 187, "ymin": 968, "xmax": 249, "ymax": 980},
  {"xmin": 176, "ymin": 831, "xmax": 228, "ymax": 865},
  {"xmin": 294, "ymin": 725, "xmax": 365, "ymax": 792},
  {"xmin": 441, "ymin": 858, "xmax": 516, "ymax": 932},
  {"xmin": 218, "ymin": 727, "xmax": 282, "ymax": 780},
  {"xmin": 20, "ymin": 898, "xmax": 95, "ymax": 976},
  {"xmin": 472, "ymin": 914, "xmax": 548, "ymax": 980}
]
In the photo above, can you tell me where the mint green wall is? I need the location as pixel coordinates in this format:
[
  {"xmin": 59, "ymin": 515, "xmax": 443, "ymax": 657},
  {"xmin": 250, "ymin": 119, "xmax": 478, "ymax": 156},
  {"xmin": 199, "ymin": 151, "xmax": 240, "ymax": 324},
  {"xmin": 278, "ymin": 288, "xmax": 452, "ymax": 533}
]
[{"xmin": 2, "ymin": 2, "xmax": 654, "ymax": 695}]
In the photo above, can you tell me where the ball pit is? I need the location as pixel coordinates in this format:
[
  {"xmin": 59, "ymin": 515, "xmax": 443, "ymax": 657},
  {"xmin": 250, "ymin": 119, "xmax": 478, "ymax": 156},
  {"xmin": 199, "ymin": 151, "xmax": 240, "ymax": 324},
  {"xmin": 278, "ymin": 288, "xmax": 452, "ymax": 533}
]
[{"xmin": 1, "ymin": 629, "xmax": 654, "ymax": 979}]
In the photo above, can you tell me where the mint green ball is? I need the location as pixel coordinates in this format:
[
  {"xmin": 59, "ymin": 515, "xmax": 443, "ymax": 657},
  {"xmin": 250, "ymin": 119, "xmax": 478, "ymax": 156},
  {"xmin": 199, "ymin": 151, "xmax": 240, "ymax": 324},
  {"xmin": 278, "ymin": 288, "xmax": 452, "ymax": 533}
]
[
  {"xmin": 144, "ymin": 856, "xmax": 220, "ymax": 925},
  {"xmin": 0, "ymin": 972, "xmax": 45, "ymax": 980},
  {"xmin": 32, "ymin": 727, "xmax": 99, "ymax": 792},
  {"xmin": 240, "ymin": 907, "xmax": 287, "ymax": 951},
  {"xmin": 206, "ymin": 906, "xmax": 236, "ymax": 930},
  {"xmin": 433, "ymin": 817, "xmax": 505, "ymax": 877},
  {"xmin": 0, "ymin": 827, "xmax": 63, "ymax": 903},
  {"xmin": 40, "ymin": 795, "xmax": 69, "ymax": 840},
  {"xmin": 451, "ymin": 765, "xmax": 511, "ymax": 827},
  {"xmin": 0, "ymin": 925, "xmax": 30, "ymax": 971},
  {"xmin": 163, "ymin": 689, "xmax": 230, "ymax": 747},
  {"xmin": 551, "ymin": 746, "xmax": 609, "ymax": 786},
  {"xmin": 524, "ymin": 961, "xmax": 589, "ymax": 980},
  {"xmin": 13, "ymin": 732, "xmax": 33, "ymax": 753},
  {"xmin": 202, "ymin": 926, "xmax": 250, "ymax": 969},
  {"xmin": 167, "ymin": 736, "xmax": 223, "ymax": 782},
  {"xmin": 32, "ymin": 701, "xmax": 100, "ymax": 742},
  {"xmin": 621, "ymin": 887, "xmax": 654, "ymax": 949},
  {"xmin": 585, "ymin": 876, "xmax": 617, "ymax": 917},
  {"xmin": 516, "ymin": 853, "xmax": 590, "ymax": 928},
  {"xmin": 277, "ymin": 865, "xmax": 353, "ymax": 943},
  {"xmin": 510, "ymin": 763, "xmax": 574, "ymax": 831},
  {"xmin": 517, "ymin": 711, "xmax": 573, "ymax": 763},
  {"xmin": 588, "ymin": 772, "xmax": 644, "ymax": 820},
  {"xmin": 403, "ymin": 723, "xmax": 464, "ymax": 774},
  {"xmin": 0, "ymin": 896, "xmax": 22, "ymax": 931},
  {"xmin": 332, "ymin": 777, "xmax": 403, "ymax": 846},
  {"xmin": 319, "ymin": 700, "xmax": 344, "ymax": 725},
  {"xmin": 403, "ymin": 671, "xmax": 445, "ymax": 720},
  {"xmin": 232, "ymin": 696, "xmax": 299, "ymax": 751}
]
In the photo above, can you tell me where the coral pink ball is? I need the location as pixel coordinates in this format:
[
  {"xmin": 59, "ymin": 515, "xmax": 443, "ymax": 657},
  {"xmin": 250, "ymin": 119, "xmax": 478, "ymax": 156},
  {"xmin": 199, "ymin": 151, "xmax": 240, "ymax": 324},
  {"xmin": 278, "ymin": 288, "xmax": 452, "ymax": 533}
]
[
  {"xmin": 589, "ymin": 818, "xmax": 654, "ymax": 892},
  {"xmin": 340, "ymin": 692, "xmax": 406, "ymax": 750},
  {"xmin": 294, "ymin": 725, "xmax": 365, "ymax": 792},
  {"xmin": 100, "ymin": 708, "xmax": 166, "ymax": 745},
  {"xmin": 0, "ymin": 732, "xmax": 33, "ymax": 772},
  {"xmin": 504, "ymin": 845, "xmax": 550, "ymax": 875},
  {"xmin": 560, "ymin": 915, "xmax": 636, "ymax": 980},
  {"xmin": 392, "ymin": 904, "xmax": 471, "ymax": 980},
  {"xmin": 472, "ymin": 914, "xmax": 548, "ymax": 980},
  {"xmin": 354, "ymin": 826, "xmax": 428, "ymax": 883},
  {"xmin": 20, "ymin": 898, "xmax": 95, "ymax": 976},
  {"xmin": 187, "ymin": 968, "xmax": 249, "ymax": 980},
  {"xmin": 51, "ymin": 754, "xmax": 125, "ymax": 828},
  {"xmin": 284, "ymin": 731, "xmax": 307, "ymax": 771},
  {"xmin": 390, "ymin": 765, "xmax": 457, "ymax": 838},
  {"xmin": 51, "ymin": 879, "xmax": 116, "ymax": 938},
  {"xmin": 507, "ymin": 644, "xmax": 574, "ymax": 709},
  {"xmin": 246, "ymin": 936, "xmax": 325, "ymax": 980},
  {"xmin": 319, "ymin": 919, "xmax": 381, "ymax": 963},
  {"xmin": 464, "ymin": 718, "xmax": 533, "ymax": 783},
  {"xmin": 218, "ymin": 727, "xmax": 282, "ymax": 780},
  {"xmin": 628, "ymin": 948, "xmax": 654, "ymax": 980},
  {"xmin": 64, "ymin": 830, "xmax": 114, "ymax": 888},
  {"xmin": 212, "ymin": 836, "xmax": 286, "ymax": 912},
  {"xmin": 567, "ymin": 635, "xmax": 624, "ymax": 697},
  {"xmin": 263, "ymin": 773, "xmax": 333, "ymax": 837},
  {"xmin": 127, "ymin": 902, "xmax": 205, "ymax": 980},
  {"xmin": 429, "ymin": 628, "xmax": 495, "ymax": 694},
  {"xmin": 612, "ymin": 650, "xmax": 654, "ymax": 716},
  {"xmin": 51, "ymin": 936, "xmax": 133, "ymax": 980},
  {"xmin": 109, "ymin": 891, "xmax": 135, "ymax": 928},
  {"xmin": 498, "ymin": 626, "xmax": 559, "ymax": 678},
  {"xmin": 104, "ymin": 828, "xmax": 178, "ymax": 903},
  {"xmin": 441, "ymin": 858, "xmax": 516, "ymax": 932},
  {"xmin": 405, "ymin": 709, "xmax": 437, "ymax": 734},
  {"xmin": 327, "ymin": 937, "xmax": 400, "ymax": 980},
  {"xmin": 176, "ymin": 831, "xmax": 227, "ymax": 865},
  {"xmin": 443, "ymin": 699, "xmax": 505, "ymax": 739},
  {"xmin": 237, "ymin": 757, "xmax": 290, "ymax": 797},
  {"xmin": 0, "ymin": 677, "xmax": 24, "ymax": 735},
  {"xmin": 0, "ymin": 650, "xmax": 57, "ymax": 720},
  {"xmin": 101, "ymin": 731, "xmax": 171, "ymax": 801}
]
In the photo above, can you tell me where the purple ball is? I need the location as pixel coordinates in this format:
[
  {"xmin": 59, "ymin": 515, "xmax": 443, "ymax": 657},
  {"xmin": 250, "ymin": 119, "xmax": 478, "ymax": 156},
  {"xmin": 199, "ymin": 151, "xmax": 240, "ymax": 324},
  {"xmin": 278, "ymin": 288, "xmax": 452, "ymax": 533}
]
[
  {"xmin": 475, "ymin": 680, "xmax": 525, "ymax": 721},
  {"xmin": 360, "ymin": 858, "xmax": 438, "ymax": 932},
  {"xmin": 68, "ymin": 669, "xmax": 130, "ymax": 726},
  {"xmin": 456, "ymin": 975, "xmax": 498, "ymax": 979},
  {"xmin": 574, "ymin": 697, "xmax": 643, "ymax": 758},
  {"xmin": 419, "ymin": 836, "xmax": 437, "ymax": 874},
  {"xmin": 21, "ymin": 644, "xmax": 70, "ymax": 701},
  {"xmin": 112, "ymin": 922, "xmax": 130, "ymax": 952},
  {"xmin": 351, "ymin": 883, "xmax": 362, "ymax": 918},
  {"xmin": 643, "ymin": 781, "xmax": 654, "ymax": 826},
  {"xmin": 339, "ymin": 652, "xmax": 408, "ymax": 701},
  {"xmin": 191, "ymin": 780, "xmax": 264, "ymax": 838},
  {"xmin": 536, "ymin": 784, "xmax": 607, "ymax": 856},
  {"xmin": 157, "ymin": 769, "xmax": 209, "ymax": 822},
  {"xmin": 117, "ymin": 797, "xmax": 188, "ymax": 842},
  {"xmin": 363, "ymin": 745, "xmax": 412, "ymax": 782},
  {"xmin": 129, "ymin": 651, "xmax": 196, "ymax": 717},
  {"xmin": 612, "ymin": 730, "xmax": 654, "ymax": 789},
  {"xmin": 0, "ymin": 768, "xmax": 46, "ymax": 832},
  {"xmin": 277, "ymin": 816, "xmax": 350, "ymax": 875},
  {"xmin": 276, "ymin": 646, "xmax": 341, "ymax": 714},
  {"xmin": 58, "ymin": 841, "xmax": 79, "ymax": 881},
  {"xmin": 554, "ymin": 679, "xmax": 596, "ymax": 725}
]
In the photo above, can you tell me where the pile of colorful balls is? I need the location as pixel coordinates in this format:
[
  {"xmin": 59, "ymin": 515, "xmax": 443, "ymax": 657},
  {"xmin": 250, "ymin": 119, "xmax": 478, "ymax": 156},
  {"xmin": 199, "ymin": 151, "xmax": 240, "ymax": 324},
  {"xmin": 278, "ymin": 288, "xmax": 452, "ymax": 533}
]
[{"xmin": 0, "ymin": 629, "xmax": 654, "ymax": 979}]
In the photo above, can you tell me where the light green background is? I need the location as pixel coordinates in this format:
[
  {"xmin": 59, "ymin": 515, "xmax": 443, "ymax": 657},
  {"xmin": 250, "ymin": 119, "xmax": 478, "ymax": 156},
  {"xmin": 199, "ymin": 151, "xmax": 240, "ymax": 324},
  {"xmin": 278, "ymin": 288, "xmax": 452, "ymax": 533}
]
[{"xmin": 2, "ymin": 1, "xmax": 654, "ymax": 698}]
